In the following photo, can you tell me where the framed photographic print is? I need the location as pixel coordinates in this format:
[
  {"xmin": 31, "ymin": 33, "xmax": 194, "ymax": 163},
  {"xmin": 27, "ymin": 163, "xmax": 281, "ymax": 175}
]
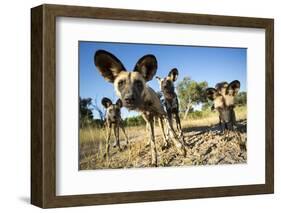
[{"xmin": 31, "ymin": 4, "xmax": 274, "ymax": 208}]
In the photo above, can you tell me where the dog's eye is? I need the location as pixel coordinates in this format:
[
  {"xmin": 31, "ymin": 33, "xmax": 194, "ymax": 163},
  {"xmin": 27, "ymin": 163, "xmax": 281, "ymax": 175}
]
[
  {"xmin": 118, "ymin": 80, "xmax": 126, "ymax": 87},
  {"xmin": 134, "ymin": 80, "xmax": 143, "ymax": 90}
]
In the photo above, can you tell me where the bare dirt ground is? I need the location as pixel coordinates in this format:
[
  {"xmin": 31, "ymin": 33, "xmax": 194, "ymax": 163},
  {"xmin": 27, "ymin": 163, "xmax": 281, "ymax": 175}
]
[{"xmin": 79, "ymin": 118, "xmax": 247, "ymax": 170}]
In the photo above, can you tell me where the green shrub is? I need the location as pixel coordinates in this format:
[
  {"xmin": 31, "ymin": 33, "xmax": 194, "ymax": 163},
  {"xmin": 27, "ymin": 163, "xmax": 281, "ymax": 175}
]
[
  {"xmin": 187, "ymin": 110, "xmax": 214, "ymax": 120},
  {"xmin": 123, "ymin": 115, "xmax": 145, "ymax": 126}
]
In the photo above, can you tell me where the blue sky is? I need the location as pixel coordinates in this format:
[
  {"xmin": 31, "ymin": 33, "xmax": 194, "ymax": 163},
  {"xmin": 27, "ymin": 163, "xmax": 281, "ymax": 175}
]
[{"xmin": 79, "ymin": 41, "xmax": 246, "ymax": 118}]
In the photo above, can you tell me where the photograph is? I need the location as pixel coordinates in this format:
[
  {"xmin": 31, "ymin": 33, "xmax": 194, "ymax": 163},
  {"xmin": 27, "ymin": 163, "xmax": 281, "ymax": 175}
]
[
  {"xmin": 29, "ymin": 3, "xmax": 274, "ymax": 208},
  {"xmin": 79, "ymin": 41, "xmax": 247, "ymax": 170}
]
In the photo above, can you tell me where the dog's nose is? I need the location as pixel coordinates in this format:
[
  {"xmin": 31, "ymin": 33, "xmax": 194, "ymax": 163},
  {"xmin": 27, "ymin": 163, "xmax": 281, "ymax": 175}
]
[
  {"xmin": 113, "ymin": 115, "xmax": 117, "ymax": 119},
  {"xmin": 124, "ymin": 95, "xmax": 135, "ymax": 104}
]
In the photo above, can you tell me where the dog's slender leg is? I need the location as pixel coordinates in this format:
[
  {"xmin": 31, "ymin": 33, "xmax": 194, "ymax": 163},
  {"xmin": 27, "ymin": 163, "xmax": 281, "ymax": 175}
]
[
  {"xmin": 168, "ymin": 112, "xmax": 174, "ymax": 130},
  {"xmin": 231, "ymin": 109, "xmax": 237, "ymax": 130},
  {"xmin": 145, "ymin": 122, "xmax": 150, "ymax": 147},
  {"xmin": 165, "ymin": 119, "xmax": 170, "ymax": 140},
  {"xmin": 175, "ymin": 113, "xmax": 185, "ymax": 143},
  {"xmin": 166, "ymin": 113, "xmax": 174, "ymax": 137},
  {"xmin": 120, "ymin": 123, "xmax": 129, "ymax": 146},
  {"xmin": 117, "ymin": 123, "xmax": 121, "ymax": 150},
  {"xmin": 143, "ymin": 114, "xmax": 157, "ymax": 166},
  {"xmin": 166, "ymin": 115, "xmax": 186, "ymax": 156},
  {"xmin": 120, "ymin": 123, "xmax": 130, "ymax": 155},
  {"xmin": 219, "ymin": 115, "xmax": 224, "ymax": 133},
  {"xmin": 113, "ymin": 123, "xmax": 121, "ymax": 151},
  {"xmin": 175, "ymin": 113, "xmax": 181, "ymax": 133},
  {"xmin": 158, "ymin": 118, "xmax": 169, "ymax": 149},
  {"xmin": 164, "ymin": 112, "xmax": 172, "ymax": 140},
  {"xmin": 105, "ymin": 124, "xmax": 112, "ymax": 161},
  {"xmin": 120, "ymin": 124, "xmax": 131, "ymax": 161},
  {"xmin": 148, "ymin": 118, "xmax": 157, "ymax": 166}
]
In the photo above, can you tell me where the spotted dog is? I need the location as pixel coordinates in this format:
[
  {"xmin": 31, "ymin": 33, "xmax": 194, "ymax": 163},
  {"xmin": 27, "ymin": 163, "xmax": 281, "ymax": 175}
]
[
  {"xmin": 206, "ymin": 80, "xmax": 240, "ymax": 131},
  {"xmin": 156, "ymin": 68, "xmax": 185, "ymax": 147},
  {"xmin": 94, "ymin": 50, "xmax": 186, "ymax": 166},
  {"xmin": 101, "ymin": 97, "xmax": 129, "ymax": 158}
]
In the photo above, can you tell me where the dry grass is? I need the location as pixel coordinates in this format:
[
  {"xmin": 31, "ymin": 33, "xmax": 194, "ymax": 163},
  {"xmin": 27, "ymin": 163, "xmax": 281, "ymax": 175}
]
[
  {"xmin": 79, "ymin": 106, "xmax": 247, "ymax": 170},
  {"xmin": 183, "ymin": 105, "xmax": 247, "ymax": 127}
]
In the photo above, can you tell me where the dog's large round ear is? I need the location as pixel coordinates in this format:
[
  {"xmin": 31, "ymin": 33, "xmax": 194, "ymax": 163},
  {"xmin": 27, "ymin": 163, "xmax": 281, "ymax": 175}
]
[
  {"xmin": 226, "ymin": 80, "xmax": 240, "ymax": 96},
  {"xmin": 133, "ymin": 54, "xmax": 157, "ymax": 82},
  {"xmin": 168, "ymin": 68, "xmax": 179, "ymax": 82},
  {"xmin": 155, "ymin": 76, "xmax": 162, "ymax": 84},
  {"xmin": 206, "ymin": 88, "xmax": 218, "ymax": 101},
  {"xmin": 101, "ymin": 97, "xmax": 113, "ymax": 108},
  {"xmin": 94, "ymin": 50, "xmax": 126, "ymax": 83},
  {"xmin": 115, "ymin": 99, "xmax": 123, "ymax": 108},
  {"xmin": 155, "ymin": 76, "xmax": 161, "ymax": 81},
  {"xmin": 215, "ymin": 81, "xmax": 228, "ymax": 95}
]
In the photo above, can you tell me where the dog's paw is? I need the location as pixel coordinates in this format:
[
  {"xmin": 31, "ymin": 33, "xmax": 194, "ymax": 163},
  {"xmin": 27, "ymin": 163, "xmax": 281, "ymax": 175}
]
[
  {"xmin": 151, "ymin": 162, "xmax": 158, "ymax": 167},
  {"xmin": 161, "ymin": 143, "xmax": 170, "ymax": 150}
]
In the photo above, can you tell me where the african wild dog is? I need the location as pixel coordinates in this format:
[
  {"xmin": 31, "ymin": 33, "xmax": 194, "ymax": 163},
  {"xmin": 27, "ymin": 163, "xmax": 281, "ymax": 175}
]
[
  {"xmin": 94, "ymin": 50, "xmax": 186, "ymax": 166},
  {"xmin": 101, "ymin": 97, "xmax": 129, "ymax": 158},
  {"xmin": 156, "ymin": 68, "xmax": 185, "ymax": 147},
  {"xmin": 206, "ymin": 80, "xmax": 240, "ymax": 131}
]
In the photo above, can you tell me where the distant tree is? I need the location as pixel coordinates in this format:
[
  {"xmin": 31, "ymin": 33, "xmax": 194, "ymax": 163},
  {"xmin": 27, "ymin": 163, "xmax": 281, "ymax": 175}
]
[
  {"xmin": 92, "ymin": 98, "xmax": 105, "ymax": 121},
  {"xmin": 79, "ymin": 97, "xmax": 106, "ymax": 128},
  {"xmin": 79, "ymin": 97, "xmax": 94, "ymax": 128},
  {"xmin": 201, "ymin": 101, "xmax": 213, "ymax": 111},
  {"xmin": 188, "ymin": 106, "xmax": 195, "ymax": 113},
  {"xmin": 177, "ymin": 77, "xmax": 208, "ymax": 119},
  {"xmin": 235, "ymin": 91, "xmax": 247, "ymax": 106},
  {"xmin": 124, "ymin": 115, "xmax": 145, "ymax": 126}
]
